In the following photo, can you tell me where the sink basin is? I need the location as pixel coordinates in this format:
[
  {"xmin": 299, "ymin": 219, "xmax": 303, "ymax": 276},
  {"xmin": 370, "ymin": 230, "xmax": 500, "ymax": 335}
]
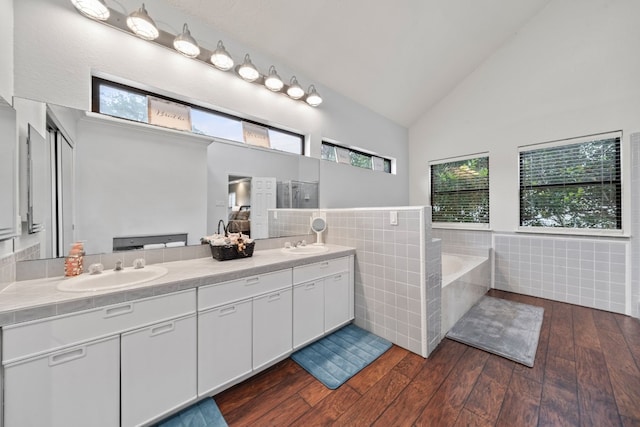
[
  {"xmin": 57, "ymin": 265, "xmax": 169, "ymax": 292},
  {"xmin": 281, "ymin": 245, "xmax": 329, "ymax": 255}
]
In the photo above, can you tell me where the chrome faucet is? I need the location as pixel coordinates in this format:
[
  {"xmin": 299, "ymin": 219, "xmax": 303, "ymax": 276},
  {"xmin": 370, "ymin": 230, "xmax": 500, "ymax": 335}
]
[
  {"xmin": 114, "ymin": 260, "xmax": 123, "ymax": 271},
  {"xmin": 89, "ymin": 263, "xmax": 104, "ymax": 275}
]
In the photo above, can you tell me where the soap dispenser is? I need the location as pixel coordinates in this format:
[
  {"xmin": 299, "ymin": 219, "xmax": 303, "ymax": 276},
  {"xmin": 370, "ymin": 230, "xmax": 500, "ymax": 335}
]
[{"xmin": 64, "ymin": 242, "xmax": 85, "ymax": 277}]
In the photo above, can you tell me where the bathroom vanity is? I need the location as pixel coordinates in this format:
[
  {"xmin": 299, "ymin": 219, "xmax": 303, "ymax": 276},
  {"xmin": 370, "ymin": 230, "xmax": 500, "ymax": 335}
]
[{"xmin": 0, "ymin": 245, "xmax": 355, "ymax": 427}]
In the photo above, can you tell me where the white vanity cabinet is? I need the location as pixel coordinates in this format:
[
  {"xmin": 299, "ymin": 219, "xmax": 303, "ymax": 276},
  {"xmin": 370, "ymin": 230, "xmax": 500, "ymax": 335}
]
[
  {"xmin": 293, "ymin": 256, "xmax": 354, "ymax": 349},
  {"xmin": 1, "ymin": 289, "xmax": 196, "ymax": 427},
  {"xmin": 292, "ymin": 280, "xmax": 325, "ymax": 349},
  {"xmin": 197, "ymin": 299, "xmax": 252, "ymax": 396},
  {"xmin": 121, "ymin": 314, "xmax": 197, "ymax": 427},
  {"xmin": 324, "ymin": 271, "xmax": 351, "ymax": 332},
  {"xmin": 253, "ymin": 287, "xmax": 292, "ymax": 370},
  {"xmin": 3, "ymin": 336, "xmax": 120, "ymax": 427},
  {"xmin": 197, "ymin": 269, "xmax": 293, "ymax": 396},
  {"xmin": 0, "ymin": 249, "xmax": 355, "ymax": 426}
]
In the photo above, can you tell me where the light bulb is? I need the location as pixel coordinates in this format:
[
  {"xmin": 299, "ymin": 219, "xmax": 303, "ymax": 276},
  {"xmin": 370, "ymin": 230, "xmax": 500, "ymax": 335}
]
[
  {"xmin": 70, "ymin": 0, "xmax": 110, "ymax": 21},
  {"xmin": 305, "ymin": 85, "xmax": 322, "ymax": 106},
  {"xmin": 210, "ymin": 40, "xmax": 234, "ymax": 71},
  {"xmin": 264, "ymin": 66, "xmax": 284, "ymax": 91},
  {"xmin": 286, "ymin": 76, "xmax": 305, "ymax": 99},
  {"xmin": 126, "ymin": 4, "xmax": 159, "ymax": 40},
  {"xmin": 173, "ymin": 24, "xmax": 200, "ymax": 58},
  {"xmin": 238, "ymin": 54, "xmax": 260, "ymax": 82}
]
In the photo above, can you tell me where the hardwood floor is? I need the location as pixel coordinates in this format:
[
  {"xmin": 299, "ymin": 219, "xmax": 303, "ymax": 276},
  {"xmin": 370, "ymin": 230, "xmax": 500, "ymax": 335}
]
[{"xmin": 214, "ymin": 290, "xmax": 640, "ymax": 426}]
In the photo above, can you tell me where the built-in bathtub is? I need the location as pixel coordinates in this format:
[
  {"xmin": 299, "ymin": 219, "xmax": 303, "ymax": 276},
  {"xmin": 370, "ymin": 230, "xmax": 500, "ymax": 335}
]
[{"xmin": 441, "ymin": 252, "xmax": 491, "ymax": 335}]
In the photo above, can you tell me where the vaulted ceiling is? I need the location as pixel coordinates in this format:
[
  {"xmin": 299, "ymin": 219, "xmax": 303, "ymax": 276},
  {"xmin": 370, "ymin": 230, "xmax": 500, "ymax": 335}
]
[{"xmin": 164, "ymin": 0, "xmax": 552, "ymax": 127}]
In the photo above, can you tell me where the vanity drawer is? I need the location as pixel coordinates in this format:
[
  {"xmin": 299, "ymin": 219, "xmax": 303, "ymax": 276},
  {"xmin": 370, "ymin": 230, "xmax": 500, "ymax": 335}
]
[
  {"xmin": 2, "ymin": 289, "xmax": 196, "ymax": 364},
  {"xmin": 198, "ymin": 269, "xmax": 292, "ymax": 311},
  {"xmin": 293, "ymin": 257, "xmax": 350, "ymax": 284}
]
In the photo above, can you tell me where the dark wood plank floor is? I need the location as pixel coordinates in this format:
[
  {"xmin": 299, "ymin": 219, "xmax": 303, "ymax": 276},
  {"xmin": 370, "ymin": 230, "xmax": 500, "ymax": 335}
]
[{"xmin": 214, "ymin": 290, "xmax": 640, "ymax": 426}]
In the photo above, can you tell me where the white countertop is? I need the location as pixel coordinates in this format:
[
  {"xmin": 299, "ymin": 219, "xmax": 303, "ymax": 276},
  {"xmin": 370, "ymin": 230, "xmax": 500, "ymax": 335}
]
[{"xmin": 0, "ymin": 245, "xmax": 355, "ymax": 327}]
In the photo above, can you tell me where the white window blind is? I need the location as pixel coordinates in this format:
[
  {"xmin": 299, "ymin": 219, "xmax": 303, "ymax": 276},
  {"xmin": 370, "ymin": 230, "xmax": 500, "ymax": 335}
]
[
  {"xmin": 519, "ymin": 132, "xmax": 621, "ymax": 230},
  {"xmin": 430, "ymin": 156, "xmax": 489, "ymax": 224}
]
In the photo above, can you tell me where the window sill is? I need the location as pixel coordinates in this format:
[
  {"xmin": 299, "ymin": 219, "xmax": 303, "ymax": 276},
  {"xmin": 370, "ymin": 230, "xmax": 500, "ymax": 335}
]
[
  {"xmin": 84, "ymin": 111, "xmax": 213, "ymax": 146},
  {"xmin": 516, "ymin": 226, "xmax": 629, "ymax": 239},
  {"xmin": 432, "ymin": 223, "xmax": 491, "ymax": 231}
]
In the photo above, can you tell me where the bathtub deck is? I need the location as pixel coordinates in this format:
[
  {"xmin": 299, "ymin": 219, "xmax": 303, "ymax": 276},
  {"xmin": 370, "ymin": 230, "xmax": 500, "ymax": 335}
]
[{"xmin": 213, "ymin": 289, "xmax": 640, "ymax": 426}]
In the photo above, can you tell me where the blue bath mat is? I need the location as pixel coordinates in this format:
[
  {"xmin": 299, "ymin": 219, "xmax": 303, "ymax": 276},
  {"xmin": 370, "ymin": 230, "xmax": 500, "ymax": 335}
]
[
  {"xmin": 291, "ymin": 323, "xmax": 392, "ymax": 389},
  {"xmin": 154, "ymin": 398, "xmax": 227, "ymax": 427}
]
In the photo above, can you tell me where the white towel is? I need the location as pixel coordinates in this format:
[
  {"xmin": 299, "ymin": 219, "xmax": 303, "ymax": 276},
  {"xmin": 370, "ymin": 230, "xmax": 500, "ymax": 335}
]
[
  {"xmin": 143, "ymin": 243, "xmax": 165, "ymax": 249},
  {"xmin": 165, "ymin": 241, "xmax": 186, "ymax": 248}
]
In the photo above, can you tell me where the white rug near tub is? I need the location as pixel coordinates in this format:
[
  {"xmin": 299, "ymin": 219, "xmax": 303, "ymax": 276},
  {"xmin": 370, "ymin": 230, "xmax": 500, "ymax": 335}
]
[{"xmin": 446, "ymin": 296, "xmax": 544, "ymax": 367}]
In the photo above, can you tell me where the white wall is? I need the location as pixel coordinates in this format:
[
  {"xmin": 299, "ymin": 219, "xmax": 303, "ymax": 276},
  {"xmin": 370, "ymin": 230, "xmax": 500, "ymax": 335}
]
[
  {"xmin": 409, "ymin": 0, "xmax": 640, "ymax": 232},
  {"xmin": 320, "ymin": 161, "xmax": 408, "ymax": 208},
  {"xmin": 13, "ymin": 0, "xmax": 409, "ymax": 211},
  {"xmin": 409, "ymin": 0, "xmax": 640, "ymax": 316},
  {"xmin": 0, "ymin": 0, "xmax": 12, "ymax": 103},
  {"xmin": 76, "ymin": 117, "xmax": 208, "ymax": 254}
]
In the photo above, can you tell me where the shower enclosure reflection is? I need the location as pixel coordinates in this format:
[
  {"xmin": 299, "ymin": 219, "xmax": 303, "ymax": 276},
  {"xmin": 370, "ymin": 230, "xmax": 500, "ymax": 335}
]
[
  {"xmin": 277, "ymin": 180, "xmax": 319, "ymax": 209},
  {"xmin": 227, "ymin": 176, "xmax": 319, "ymax": 239}
]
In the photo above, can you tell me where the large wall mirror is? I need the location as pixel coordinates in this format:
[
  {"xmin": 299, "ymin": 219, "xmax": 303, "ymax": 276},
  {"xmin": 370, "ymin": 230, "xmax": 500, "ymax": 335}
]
[
  {"xmin": 0, "ymin": 103, "xmax": 17, "ymax": 240},
  {"xmin": 12, "ymin": 98, "xmax": 320, "ymax": 260}
]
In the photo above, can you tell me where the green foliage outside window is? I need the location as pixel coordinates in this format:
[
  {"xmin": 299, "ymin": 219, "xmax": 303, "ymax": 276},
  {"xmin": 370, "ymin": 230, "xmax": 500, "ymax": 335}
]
[
  {"xmin": 520, "ymin": 136, "xmax": 621, "ymax": 229},
  {"xmin": 321, "ymin": 141, "xmax": 391, "ymax": 173},
  {"xmin": 99, "ymin": 85, "xmax": 148, "ymax": 123},
  {"xmin": 431, "ymin": 157, "xmax": 489, "ymax": 223}
]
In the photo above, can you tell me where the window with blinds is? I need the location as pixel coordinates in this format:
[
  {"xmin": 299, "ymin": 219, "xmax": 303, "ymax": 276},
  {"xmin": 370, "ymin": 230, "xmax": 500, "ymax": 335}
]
[
  {"xmin": 430, "ymin": 156, "xmax": 489, "ymax": 224},
  {"xmin": 519, "ymin": 131, "xmax": 621, "ymax": 230}
]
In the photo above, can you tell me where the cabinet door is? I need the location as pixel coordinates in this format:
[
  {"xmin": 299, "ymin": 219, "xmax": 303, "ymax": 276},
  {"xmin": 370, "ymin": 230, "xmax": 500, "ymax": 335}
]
[
  {"xmin": 121, "ymin": 314, "xmax": 197, "ymax": 427},
  {"xmin": 253, "ymin": 288, "xmax": 292, "ymax": 370},
  {"xmin": 324, "ymin": 272, "xmax": 351, "ymax": 332},
  {"xmin": 293, "ymin": 281, "xmax": 324, "ymax": 349},
  {"xmin": 198, "ymin": 299, "xmax": 252, "ymax": 396},
  {"xmin": 3, "ymin": 336, "xmax": 120, "ymax": 427}
]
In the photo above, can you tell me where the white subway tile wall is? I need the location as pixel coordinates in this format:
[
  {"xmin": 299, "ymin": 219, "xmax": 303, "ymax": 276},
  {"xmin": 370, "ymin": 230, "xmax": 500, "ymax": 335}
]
[
  {"xmin": 494, "ymin": 234, "xmax": 627, "ymax": 314},
  {"xmin": 268, "ymin": 209, "xmax": 315, "ymax": 238},
  {"xmin": 631, "ymin": 132, "xmax": 640, "ymax": 318},
  {"xmin": 2, "ymin": 244, "xmax": 41, "ymax": 289},
  {"xmin": 324, "ymin": 207, "xmax": 437, "ymax": 357},
  {"xmin": 426, "ymin": 234, "xmax": 442, "ymax": 354},
  {"xmin": 0, "ymin": 252, "xmax": 16, "ymax": 292}
]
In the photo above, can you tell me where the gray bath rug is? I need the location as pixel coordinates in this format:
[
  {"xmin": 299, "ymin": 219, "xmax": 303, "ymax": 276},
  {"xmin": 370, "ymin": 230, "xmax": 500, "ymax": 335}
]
[{"xmin": 446, "ymin": 296, "xmax": 544, "ymax": 367}]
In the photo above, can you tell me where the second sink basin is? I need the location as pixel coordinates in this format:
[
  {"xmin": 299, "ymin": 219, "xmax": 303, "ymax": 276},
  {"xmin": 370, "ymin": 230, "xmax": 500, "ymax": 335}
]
[
  {"xmin": 281, "ymin": 245, "xmax": 329, "ymax": 255},
  {"xmin": 57, "ymin": 265, "xmax": 169, "ymax": 292}
]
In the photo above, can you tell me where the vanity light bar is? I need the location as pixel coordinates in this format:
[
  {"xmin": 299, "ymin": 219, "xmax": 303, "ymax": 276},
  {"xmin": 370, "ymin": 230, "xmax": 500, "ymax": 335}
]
[{"xmin": 70, "ymin": 2, "xmax": 323, "ymax": 107}]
